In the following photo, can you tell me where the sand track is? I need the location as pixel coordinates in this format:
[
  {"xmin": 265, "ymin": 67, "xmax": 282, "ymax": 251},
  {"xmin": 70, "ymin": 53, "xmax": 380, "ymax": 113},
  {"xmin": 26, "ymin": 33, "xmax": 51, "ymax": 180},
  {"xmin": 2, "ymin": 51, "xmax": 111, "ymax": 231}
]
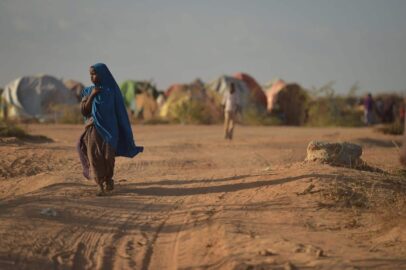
[{"xmin": 0, "ymin": 125, "xmax": 405, "ymax": 269}]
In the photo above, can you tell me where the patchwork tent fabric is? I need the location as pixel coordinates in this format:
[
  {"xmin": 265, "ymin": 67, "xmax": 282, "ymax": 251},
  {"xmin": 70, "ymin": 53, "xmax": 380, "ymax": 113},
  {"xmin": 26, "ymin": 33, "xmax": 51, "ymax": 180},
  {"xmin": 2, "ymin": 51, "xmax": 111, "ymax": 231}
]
[
  {"xmin": 265, "ymin": 79, "xmax": 287, "ymax": 112},
  {"xmin": 1, "ymin": 75, "xmax": 77, "ymax": 121},
  {"xmin": 120, "ymin": 80, "xmax": 160, "ymax": 120},
  {"xmin": 134, "ymin": 92, "xmax": 159, "ymax": 120},
  {"xmin": 161, "ymin": 83, "xmax": 186, "ymax": 118},
  {"xmin": 160, "ymin": 79, "xmax": 221, "ymax": 123},
  {"xmin": 265, "ymin": 81, "xmax": 308, "ymax": 125},
  {"xmin": 64, "ymin": 79, "xmax": 84, "ymax": 102},
  {"xmin": 233, "ymin": 73, "xmax": 267, "ymax": 110},
  {"xmin": 206, "ymin": 75, "xmax": 268, "ymax": 113},
  {"xmin": 164, "ymin": 84, "xmax": 184, "ymax": 98},
  {"xmin": 206, "ymin": 76, "xmax": 250, "ymax": 111}
]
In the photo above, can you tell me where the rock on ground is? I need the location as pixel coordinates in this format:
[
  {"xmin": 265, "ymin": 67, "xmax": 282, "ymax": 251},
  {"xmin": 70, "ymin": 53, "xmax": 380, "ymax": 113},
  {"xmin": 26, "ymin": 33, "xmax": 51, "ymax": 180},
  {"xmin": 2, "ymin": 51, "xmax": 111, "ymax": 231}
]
[{"xmin": 305, "ymin": 141, "xmax": 363, "ymax": 167}]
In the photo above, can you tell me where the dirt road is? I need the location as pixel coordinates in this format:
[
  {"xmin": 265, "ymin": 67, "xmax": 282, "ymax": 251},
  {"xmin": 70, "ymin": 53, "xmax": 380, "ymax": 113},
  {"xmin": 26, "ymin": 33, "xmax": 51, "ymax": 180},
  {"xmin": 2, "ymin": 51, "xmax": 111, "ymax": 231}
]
[{"xmin": 0, "ymin": 125, "xmax": 405, "ymax": 269}]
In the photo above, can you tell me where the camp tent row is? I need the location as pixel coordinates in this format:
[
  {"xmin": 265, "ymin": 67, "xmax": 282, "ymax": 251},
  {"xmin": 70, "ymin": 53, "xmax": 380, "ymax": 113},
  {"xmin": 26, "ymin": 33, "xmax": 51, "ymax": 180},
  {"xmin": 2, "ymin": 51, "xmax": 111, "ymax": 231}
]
[
  {"xmin": 120, "ymin": 80, "xmax": 161, "ymax": 120},
  {"xmin": 1, "ymin": 73, "xmax": 308, "ymax": 125},
  {"xmin": 0, "ymin": 75, "xmax": 77, "ymax": 121},
  {"xmin": 264, "ymin": 79, "xmax": 308, "ymax": 125},
  {"xmin": 63, "ymin": 79, "xmax": 85, "ymax": 102},
  {"xmin": 160, "ymin": 79, "xmax": 222, "ymax": 123}
]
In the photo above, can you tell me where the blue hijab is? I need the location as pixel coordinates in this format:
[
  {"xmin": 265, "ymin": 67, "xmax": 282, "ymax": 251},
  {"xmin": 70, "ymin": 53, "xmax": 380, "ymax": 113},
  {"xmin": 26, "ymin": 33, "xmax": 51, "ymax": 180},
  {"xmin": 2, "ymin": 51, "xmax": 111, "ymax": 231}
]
[{"xmin": 82, "ymin": 63, "xmax": 143, "ymax": 157}]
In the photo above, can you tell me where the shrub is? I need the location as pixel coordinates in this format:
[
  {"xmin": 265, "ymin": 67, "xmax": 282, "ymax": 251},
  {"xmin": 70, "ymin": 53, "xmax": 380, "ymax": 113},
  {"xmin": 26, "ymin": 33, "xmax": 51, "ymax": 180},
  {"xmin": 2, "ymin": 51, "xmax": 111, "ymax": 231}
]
[
  {"xmin": 0, "ymin": 120, "xmax": 52, "ymax": 142},
  {"xmin": 241, "ymin": 106, "xmax": 281, "ymax": 126},
  {"xmin": 306, "ymin": 82, "xmax": 364, "ymax": 127},
  {"xmin": 0, "ymin": 121, "xmax": 27, "ymax": 137},
  {"xmin": 172, "ymin": 100, "xmax": 218, "ymax": 124}
]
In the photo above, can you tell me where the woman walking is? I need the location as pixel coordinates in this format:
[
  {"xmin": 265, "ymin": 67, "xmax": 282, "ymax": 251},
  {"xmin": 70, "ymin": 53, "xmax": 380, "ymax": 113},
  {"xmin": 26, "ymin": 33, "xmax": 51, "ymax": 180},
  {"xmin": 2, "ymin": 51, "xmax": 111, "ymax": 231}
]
[{"xmin": 78, "ymin": 63, "xmax": 143, "ymax": 195}]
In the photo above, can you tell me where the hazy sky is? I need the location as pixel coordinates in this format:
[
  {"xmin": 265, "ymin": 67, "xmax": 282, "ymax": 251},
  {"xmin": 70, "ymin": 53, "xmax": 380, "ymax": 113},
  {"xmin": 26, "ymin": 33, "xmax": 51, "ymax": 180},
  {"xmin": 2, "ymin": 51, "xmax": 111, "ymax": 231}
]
[{"xmin": 1, "ymin": 0, "xmax": 405, "ymax": 94}]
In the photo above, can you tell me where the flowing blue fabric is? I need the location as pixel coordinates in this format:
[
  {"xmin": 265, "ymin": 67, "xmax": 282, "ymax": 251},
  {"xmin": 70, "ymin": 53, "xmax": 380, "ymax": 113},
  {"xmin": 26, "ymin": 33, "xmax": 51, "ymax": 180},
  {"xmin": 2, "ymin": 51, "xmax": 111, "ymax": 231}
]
[{"xmin": 82, "ymin": 63, "xmax": 143, "ymax": 158}]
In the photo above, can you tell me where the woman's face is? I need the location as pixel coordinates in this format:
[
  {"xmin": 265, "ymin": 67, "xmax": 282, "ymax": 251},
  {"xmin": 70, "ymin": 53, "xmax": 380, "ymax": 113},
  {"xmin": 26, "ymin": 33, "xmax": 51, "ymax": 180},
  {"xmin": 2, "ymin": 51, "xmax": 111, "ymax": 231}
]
[{"xmin": 89, "ymin": 67, "xmax": 100, "ymax": 85}]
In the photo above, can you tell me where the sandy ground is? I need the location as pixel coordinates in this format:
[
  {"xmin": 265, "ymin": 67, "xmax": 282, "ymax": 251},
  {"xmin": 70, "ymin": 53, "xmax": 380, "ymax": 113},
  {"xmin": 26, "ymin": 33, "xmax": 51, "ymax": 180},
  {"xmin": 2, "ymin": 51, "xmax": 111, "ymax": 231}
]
[{"xmin": 0, "ymin": 124, "xmax": 405, "ymax": 270}]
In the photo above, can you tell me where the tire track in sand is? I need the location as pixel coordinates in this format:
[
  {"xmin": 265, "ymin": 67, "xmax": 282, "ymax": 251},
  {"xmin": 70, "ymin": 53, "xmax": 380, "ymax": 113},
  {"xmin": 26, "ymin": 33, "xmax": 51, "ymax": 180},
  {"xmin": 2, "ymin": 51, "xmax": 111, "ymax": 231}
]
[{"xmin": 141, "ymin": 199, "xmax": 185, "ymax": 270}]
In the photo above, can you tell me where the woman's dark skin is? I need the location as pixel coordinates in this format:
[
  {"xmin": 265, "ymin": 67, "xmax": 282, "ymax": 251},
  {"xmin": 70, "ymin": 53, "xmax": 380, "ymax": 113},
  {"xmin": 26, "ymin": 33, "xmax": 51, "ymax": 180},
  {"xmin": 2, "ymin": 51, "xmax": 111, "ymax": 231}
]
[
  {"xmin": 89, "ymin": 67, "xmax": 101, "ymax": 96},
  {"xmin": 90, "ymin": 67, "xmax": 99, "ymax": 85},
  {"xmin": 82, "ymin": 67, "xmax": 102, "ymax": 115}
]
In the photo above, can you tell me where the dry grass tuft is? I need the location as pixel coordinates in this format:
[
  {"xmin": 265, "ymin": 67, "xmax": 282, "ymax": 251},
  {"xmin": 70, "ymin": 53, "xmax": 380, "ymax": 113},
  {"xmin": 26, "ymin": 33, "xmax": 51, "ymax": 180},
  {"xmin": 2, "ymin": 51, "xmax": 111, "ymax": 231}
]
[
  {"xmin": 375, "ymin": 120, "xmax": 405, "ymax": 135},
  {"xmin": 0, "ymin": 120, "xmax": 52, "ymax": 142},
  {"xmin": 319, "ymin": 169, "xmax": 406, "ymax": 219},
  {"xmin": 0, "ymin": 121, "xmax": 27, "ymax": 138}
]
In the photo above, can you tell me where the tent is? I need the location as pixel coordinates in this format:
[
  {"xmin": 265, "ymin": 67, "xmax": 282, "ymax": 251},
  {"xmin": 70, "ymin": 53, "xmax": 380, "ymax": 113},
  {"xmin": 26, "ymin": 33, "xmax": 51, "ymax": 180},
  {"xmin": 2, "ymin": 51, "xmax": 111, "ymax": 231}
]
[
  {"xmin": 134, "ymin": 92, "xmax": 159, "ymax": 120},
  {"xmin": 233, "ymin": 73, "xmax": 267, "ymax": 110},
  {"xmin": 265, "ymin": 79, "xmax": 287, "ymax": 112},
  {"xmin": 165, "ymin": 84, "xmax": 184, "ymax": 98},
  {"xmin": 1, "ymin": 75, "xmax": 77, "ymax": 121},
  {"xmin": 160, "ymin": 79, "xmax": 221, "ymax": 123},
  {"xmin": 265, "ymin": 80, "xmax": 308, "ymax": 125},
  {"xmin": 64, "ymin": 79, "xmax": 84, "ymax": 102},
  {"xmin": 120, "ymin": 80, "xmax": 160, "ymax": 120},
  {"xmin": 206, "ymin": 75, "xmax": 270, "ymax": 114},
  {"xmin": 205, "ymin": 75, "xmax": 251, "ymax": 110}
]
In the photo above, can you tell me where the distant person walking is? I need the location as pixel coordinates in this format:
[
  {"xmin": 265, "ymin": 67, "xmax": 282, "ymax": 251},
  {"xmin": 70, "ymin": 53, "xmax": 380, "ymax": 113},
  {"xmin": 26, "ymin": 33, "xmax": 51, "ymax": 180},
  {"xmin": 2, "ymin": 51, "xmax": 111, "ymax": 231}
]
[
  {"xmin": 222, "ymin": 83, "xmax": 241, "ymax": 140},
  {"xmin": 78, "ymin": 63, "xmax": 143, "ymax": 196},
  {"xmin": 364, "ymin": 93, "xmax": 374, "ymax": 126}
]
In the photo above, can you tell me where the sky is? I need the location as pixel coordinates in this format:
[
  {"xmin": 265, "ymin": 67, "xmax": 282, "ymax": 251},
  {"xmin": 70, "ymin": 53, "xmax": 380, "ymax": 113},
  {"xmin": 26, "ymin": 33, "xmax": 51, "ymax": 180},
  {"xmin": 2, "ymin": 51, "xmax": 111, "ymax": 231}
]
[{"xmin": 0, "ymin": 0, "xmax": 405, "ymax": 94}]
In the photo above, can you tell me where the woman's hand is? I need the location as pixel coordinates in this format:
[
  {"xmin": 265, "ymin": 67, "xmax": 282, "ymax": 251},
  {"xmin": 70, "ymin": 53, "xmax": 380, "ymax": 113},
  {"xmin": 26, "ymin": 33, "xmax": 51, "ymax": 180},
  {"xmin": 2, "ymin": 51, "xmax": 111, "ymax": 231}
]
[{"xmin": 91, "ymin": 87, "xmax": 101, "ymax": 97}]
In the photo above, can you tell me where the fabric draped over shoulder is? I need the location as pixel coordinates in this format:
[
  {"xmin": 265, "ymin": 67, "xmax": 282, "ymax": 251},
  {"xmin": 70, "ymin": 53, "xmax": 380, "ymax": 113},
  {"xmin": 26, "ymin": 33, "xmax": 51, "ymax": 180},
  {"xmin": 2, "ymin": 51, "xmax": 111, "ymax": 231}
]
[{"xmin": 82, "ymin": 63, "xmax": 143, "ymax": 158}]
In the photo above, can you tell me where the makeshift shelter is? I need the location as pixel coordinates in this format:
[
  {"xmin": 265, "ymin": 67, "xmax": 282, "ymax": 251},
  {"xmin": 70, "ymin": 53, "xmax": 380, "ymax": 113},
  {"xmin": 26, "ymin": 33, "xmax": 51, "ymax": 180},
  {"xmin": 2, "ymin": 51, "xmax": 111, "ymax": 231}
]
[
  {"xmin": 265, "ymin": 81, "xmax": 308, "ymax": 125},
  {"xmin": 1, "ymin": 75, "xmax": 77, "ymax": 121},
  {"xmin": 160, "ymin": 79, "xmax": 221, "ymax": 123},
  {"xmin": 233, "ymin": 73, "xmax": 267, "ymax": 110},
  {"xmin": 265, "ymin": 79, "xmax": 287, "ymax": 112},
  {"xmin": 156, "ymin": 93, "xmax": 166, "ymax": 108},
  {"xmin": 64, "ymin": 79, "xmax": 84, "ymax": 102},
  {"xmin": 120, "ymin": 80, "xmax": 160, "ymax": 120},
  {"xmin": 206, "ymin": 76, "xmax": 251, "ymax": 111},
  {"xmin": 165, "ymin": 84, "xmax": 184, "ymax": 98},
  {"xmin": 134, "ymin": 92, "xmax": 159, "ymax": 120}
]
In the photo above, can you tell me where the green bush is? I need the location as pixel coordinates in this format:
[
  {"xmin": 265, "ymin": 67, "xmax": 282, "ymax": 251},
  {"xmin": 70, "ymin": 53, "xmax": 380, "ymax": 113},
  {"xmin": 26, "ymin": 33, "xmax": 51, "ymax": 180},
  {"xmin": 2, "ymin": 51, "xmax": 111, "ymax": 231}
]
[
  {"xmin": 0, "ymin": 121, "xmax": 27, "ymax": 137},
  {"xmin": 306, "ymin": 82, "xmax": 364, "ymax": 127},
  {"xmin": 307, "ymin": 97, "xmax": 364, "ymax": 127},
  {"xmin": 241, "ymin": 106, "xmax": 281, "ymax": 126},
  {"xmin": 173, "ymin": 100, "xmax": 218, "ymax": 124}
]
